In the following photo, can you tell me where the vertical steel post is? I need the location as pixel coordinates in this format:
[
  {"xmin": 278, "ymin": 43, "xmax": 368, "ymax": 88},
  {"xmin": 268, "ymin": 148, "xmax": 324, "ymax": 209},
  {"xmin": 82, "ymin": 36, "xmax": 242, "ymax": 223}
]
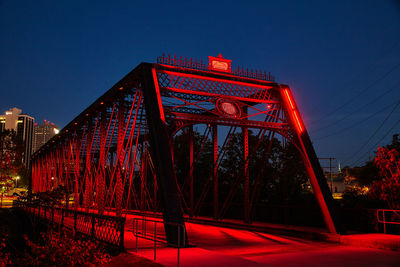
[
  {"xmin": 115, "ymin": 99, "xmax": 125, "ymax": 217},
  {"xmin": 140, "ymin": 63, "xmax": 187, "ymax": 246},
  {"xmin": 74, "ymin": 136, "xmax": 81, "ymax": 209},
  {"xmin": 243, "ymin": 126, "xmax": 250, "ymax": 223},
  {"xmin": 65, "ymin": 140, "xmax": 71, "ymax": 209},
  {"xmin": 98, "ymin": 111, "xmax": 107, "ymax": 215},
  {"xmin": 91, "ymin": 215, "xmax": 95, "ymax": 239},
  {"xmin": 280, "ymin": 85, "xmax": 345, "ymax": 234},
  {"xmin": 141, "ymin": 144, "xmax": 147, "ymax": 211},
  {"xmin": 189, "ymin": 126, "xmax": 194, "ymax": 218},
  {"xmin": 383, "ymin": 211, "xmax": 386, "ymax": 234},
  {"xmin": 153, "ymin": 170, "xmax": 157, "ymax": 213},
  {"xmin": 213, "ymin": 125, "xmax": 218, "ymax": 220},
  {"xmin": 84, "ymin": 122, "xmax": 92, "ymax": 212},
  {"xmin": 74, "ymin": 209, "xmax": 77, "ymax": 235},
  {"xmin": 154, "ymin": 222, "xmax": 157, "ymax": 260},
  {"xmin": 120, "ymin": 217, "xmax": 125, "ymax": 250}
]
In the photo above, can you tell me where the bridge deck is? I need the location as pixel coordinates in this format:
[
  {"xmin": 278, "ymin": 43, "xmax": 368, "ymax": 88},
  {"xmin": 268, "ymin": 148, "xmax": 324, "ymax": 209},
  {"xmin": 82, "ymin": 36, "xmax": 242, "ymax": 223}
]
[
  {"xmin": 123, "ymin": 213, "xmax": 400, "ymax": 267},
  {"xmin": 17, "ymin": 204, "xmax": 400, "ymax": 266}
]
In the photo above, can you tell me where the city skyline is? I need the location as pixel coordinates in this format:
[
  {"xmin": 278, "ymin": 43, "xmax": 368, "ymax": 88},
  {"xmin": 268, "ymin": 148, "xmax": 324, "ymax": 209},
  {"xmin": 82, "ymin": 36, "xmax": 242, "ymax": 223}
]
[
  {"xmin": 1, "ymin": 1, "xmax": 400, "ymax": 167},
  {"xmin": 0, "ymin": 107, "xmax": 34, "ymax": 168},
  {"xmin": 0, "ymin": 107, "xmax": 59, "ymax": 166}
]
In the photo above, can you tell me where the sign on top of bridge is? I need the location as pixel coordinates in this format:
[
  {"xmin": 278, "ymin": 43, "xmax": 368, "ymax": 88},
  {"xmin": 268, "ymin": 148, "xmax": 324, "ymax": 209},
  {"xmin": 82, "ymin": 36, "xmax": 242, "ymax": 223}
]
[
  {"xmin": 156, "ymin": 53, "xmax": 274, "ymax": 81},
  {"xmin": 208, "ymin": 54, "xmax": 232, "ymax": 73}
]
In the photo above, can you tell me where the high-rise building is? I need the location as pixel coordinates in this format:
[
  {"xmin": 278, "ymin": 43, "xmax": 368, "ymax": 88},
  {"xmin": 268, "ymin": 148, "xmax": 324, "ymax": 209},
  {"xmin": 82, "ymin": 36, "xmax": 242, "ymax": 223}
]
[
  {"xmin": 0, "ymin": 107, "xmax": 34, "ymax": 169},
  {"xmin": 33, "ymin": 120, "xmax": 59, "ymax": 153}
]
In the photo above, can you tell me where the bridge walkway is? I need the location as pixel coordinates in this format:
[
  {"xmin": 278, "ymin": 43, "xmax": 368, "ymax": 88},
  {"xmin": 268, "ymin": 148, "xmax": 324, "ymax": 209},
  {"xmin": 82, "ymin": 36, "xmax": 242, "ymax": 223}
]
[{"xmin": 122, "ymin": 212, "xmax": 400, "ymax": 267}]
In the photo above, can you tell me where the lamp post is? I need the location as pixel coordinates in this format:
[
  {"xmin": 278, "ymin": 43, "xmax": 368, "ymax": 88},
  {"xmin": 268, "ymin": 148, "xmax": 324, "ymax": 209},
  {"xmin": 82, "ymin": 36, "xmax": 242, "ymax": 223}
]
[{"xmin": 15, "ymin": 176, "xmax": 20, "ymax": 188}]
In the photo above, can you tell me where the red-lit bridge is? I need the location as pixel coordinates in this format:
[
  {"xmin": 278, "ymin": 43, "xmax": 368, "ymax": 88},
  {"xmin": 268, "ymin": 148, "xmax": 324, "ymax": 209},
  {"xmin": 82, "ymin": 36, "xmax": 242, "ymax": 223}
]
[{"xmin": 29, "ymin": 54, "xmax": 345, "ymax": 248}]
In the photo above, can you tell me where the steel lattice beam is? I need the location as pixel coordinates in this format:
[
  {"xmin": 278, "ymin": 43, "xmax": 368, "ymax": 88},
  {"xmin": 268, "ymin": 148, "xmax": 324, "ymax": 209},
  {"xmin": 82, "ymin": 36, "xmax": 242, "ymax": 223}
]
[{"xmin": 30, "ymin": 57, "xmax": 345, "ymax": 246}]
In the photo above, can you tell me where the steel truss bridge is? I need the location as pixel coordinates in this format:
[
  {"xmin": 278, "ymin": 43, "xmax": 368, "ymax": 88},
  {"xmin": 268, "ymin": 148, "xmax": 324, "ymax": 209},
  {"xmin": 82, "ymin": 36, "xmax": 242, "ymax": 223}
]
[{"xmin": 31, "ymin": 54, "xmax": 344, "ymax": 246}]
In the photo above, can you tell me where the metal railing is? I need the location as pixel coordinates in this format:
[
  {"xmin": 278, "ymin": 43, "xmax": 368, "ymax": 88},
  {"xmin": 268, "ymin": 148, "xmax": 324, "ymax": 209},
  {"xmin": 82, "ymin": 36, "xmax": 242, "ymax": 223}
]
[
  {"xmin": 156, "ymin": 54, "xmax": 275, "ymax": 81},
  {"xmin": 133, "ymin": 217, "xmax": 186, "ymax": 267},
  {"xmin": 377, "ymin": 209, "xmax": 400, "ymax": 234},
  {"xmin": 13, "ymin": 200, "xmax": 125, "ymax": 250}
]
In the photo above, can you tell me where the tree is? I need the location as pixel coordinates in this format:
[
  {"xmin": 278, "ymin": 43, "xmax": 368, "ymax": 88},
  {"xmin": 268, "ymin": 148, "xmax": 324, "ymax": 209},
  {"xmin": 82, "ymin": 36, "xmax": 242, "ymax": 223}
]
[
  {"xmin": 344, "ymin": 161, "xmax": 379, "ymax": 186},
  {"xmin": 386, "ymin": 134, "xmax": 400, "ymax": 152},
  {"xmin": 0, "ymin": 130, "xmax": 23, "ymax": 188},
  {"xmin": 369, "ymin": 147, "xmax": 400, "ymax": 209},
  {"xmin": 342, "ymin": 134, "xmax": 400, "ymax": 188}
]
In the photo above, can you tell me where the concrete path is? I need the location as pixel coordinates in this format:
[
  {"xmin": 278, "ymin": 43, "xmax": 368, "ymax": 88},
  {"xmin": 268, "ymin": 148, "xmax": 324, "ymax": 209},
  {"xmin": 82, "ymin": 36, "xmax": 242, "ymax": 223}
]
[
  {"xmin": 124, "ymin": 216, "xmax": 400, "ymax": 267},
  {"xmin": 16, "ymin": 206, "xmax": 400, "ymax": 266}
]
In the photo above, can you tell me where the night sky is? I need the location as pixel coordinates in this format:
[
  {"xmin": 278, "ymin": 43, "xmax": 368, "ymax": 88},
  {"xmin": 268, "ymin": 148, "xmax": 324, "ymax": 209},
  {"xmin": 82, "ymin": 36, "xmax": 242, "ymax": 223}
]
[{"xmin": 1, "ymin": 0, "xmax": 399, "ymax": 167}]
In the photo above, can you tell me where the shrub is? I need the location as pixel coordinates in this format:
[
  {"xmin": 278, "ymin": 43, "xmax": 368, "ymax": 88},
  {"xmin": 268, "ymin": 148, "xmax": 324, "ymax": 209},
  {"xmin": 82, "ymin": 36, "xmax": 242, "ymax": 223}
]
[{"xmin": 14, "ymin": 231, "xmax": 110, "ymax": 267}]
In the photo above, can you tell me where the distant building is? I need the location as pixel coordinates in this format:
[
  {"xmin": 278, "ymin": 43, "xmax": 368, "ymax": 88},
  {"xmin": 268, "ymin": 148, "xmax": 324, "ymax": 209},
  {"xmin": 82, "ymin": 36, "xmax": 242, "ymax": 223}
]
[
  {"xmin": 33, "ymin": 120, "xmax": 59, "ymax": 153},
  {"xmin": 0, "ymin": 107, "xmax": 34, "ymax": 168},
  {"xmin": 323, "ymin": 171, "xmax": 346, "ymax": 199}
]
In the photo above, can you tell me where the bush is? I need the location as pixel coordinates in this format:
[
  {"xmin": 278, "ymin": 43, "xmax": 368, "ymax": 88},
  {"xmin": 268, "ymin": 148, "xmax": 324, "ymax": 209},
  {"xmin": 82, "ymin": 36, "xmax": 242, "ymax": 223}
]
[{"xmin": 6, "ymin": 230, "xmax": 110, "ymax": 267}]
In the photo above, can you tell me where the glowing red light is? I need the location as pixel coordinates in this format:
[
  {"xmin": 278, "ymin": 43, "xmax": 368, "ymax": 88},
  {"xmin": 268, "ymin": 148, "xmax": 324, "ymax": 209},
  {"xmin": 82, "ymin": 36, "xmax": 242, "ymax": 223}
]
[
  {"xmin": 293, "ymin": 110, "xmax": 304, "ymax": 132},
  {"xmin": 284, "ymin": 89, "xmax": 295, "ymax": 109},
  {"xmin": 267, "ymin": 104, "xmax": 272, "ymax": 109},
  {"xmin": 283, "ymin": 88, "xmax": 303, "ymax": 133}
]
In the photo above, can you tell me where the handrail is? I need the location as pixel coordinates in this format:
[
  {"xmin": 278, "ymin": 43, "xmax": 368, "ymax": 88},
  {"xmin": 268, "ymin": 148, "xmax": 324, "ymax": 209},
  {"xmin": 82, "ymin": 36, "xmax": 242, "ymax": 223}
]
[
  {"xmin": 13, "ymin": 200, "xmax": 125, "ymax": 250},
  {"xmin": 133, "ymin": 217, "xmax": 186, "ymax": 267},
  {"xmin": 377, "ymin": 209, "xmax": 400, "ymax": 234}
]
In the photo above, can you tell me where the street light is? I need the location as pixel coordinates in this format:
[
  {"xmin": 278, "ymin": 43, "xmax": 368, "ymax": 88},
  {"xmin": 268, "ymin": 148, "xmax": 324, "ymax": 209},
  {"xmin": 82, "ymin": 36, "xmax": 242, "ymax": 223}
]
[{"xmin": 15, "ymin": 176, "xmax": 20, "ymax": 188}]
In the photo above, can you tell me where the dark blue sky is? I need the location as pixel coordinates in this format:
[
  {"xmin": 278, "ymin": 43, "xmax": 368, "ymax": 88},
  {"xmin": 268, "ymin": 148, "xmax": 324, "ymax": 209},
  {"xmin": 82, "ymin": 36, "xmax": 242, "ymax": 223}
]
[{"xmin": 1, "ymin": 0, "xmax": 399, "ymax": 167}]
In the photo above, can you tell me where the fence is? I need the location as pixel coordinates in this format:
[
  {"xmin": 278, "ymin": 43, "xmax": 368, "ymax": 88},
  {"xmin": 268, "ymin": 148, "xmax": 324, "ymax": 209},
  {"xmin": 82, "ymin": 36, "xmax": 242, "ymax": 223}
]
[
  {"xmin": 133, "ymin": 217, "xmax": 186, "ymax": 267},
  {"xmin": 13, "ymin": 200, "xmax": 125, "ymax": 250},
  {"xmin": 377, "ymin": 209, "xmax": 400, "ymax": 234}
]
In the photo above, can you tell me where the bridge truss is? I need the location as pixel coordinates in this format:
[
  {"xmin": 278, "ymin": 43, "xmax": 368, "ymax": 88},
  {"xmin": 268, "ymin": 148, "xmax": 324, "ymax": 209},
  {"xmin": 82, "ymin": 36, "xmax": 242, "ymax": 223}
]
[{"xmin": 31, "ymin": 55, "xmax": 344, "ymax": 245}]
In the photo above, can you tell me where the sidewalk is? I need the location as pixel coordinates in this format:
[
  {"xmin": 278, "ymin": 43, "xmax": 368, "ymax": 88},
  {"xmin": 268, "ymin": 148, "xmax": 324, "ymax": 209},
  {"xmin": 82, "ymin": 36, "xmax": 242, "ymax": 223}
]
[
  {"xmin": 125, "ymin": 219, "xmax": 400, "ymax": 267},
  {"xmin": 340, "ymin": 233, "xmax": 400, "ymax": 251}
]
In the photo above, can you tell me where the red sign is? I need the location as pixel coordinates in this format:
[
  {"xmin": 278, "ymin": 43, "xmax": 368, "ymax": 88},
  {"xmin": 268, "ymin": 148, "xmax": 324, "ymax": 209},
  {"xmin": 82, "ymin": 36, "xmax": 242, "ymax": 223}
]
[{"xmin": 208, "ymin": 54, "xmax": 232, "ymax": 73}]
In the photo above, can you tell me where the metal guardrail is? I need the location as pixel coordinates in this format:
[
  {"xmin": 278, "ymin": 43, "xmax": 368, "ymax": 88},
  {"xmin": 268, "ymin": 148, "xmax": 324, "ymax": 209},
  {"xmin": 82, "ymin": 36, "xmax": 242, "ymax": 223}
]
[
  {"xmin": 133, "ymin": 217, "xmax": 186, "ymax": 267},
  {"xmin": 377, "ymin": 209, "xmax": 400, "ymax": 234},
  {"xmin": 156, "ymin": 54, "xmax": 275, "ymax": 81},
  {"xmin": 13, "ymin": 200, "xmax": 125, "ymax": 250}
]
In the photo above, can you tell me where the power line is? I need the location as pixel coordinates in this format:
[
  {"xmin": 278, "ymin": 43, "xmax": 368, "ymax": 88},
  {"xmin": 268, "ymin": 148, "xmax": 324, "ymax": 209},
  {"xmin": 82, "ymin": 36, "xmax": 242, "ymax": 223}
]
[
  {"xmin": 313, "ymin": 100, "xmax": 398, "ymax": 141},
  {"xmin": 350, "ymin": 118, "xmax": 400, "ymax": 166},
  {"xmin": 310, "ymin": 61, "xmax": 400, "ymax": 127},
  {"xmin": 312, "ymin": 81, "xmax": 400, "ymax": 134},
  {"xmin": 344, "ymin": 100, "xmax": 400, "ymax": 165},
  {"xmin": 310, "ymin": 40, "xmax": 400, "ymax": 125}
]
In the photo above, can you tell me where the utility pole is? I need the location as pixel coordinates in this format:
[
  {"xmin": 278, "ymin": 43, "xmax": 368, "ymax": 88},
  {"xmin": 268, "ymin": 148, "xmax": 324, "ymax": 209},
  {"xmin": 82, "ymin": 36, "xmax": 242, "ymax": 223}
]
[{"xmin": 319, "ymin": 157, "xmax": 336, "ymax": 194}]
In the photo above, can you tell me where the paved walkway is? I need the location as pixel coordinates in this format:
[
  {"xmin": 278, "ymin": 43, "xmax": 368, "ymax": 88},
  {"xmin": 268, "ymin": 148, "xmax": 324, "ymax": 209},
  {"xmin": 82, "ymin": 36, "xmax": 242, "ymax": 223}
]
[
  {"xmin": 124, "ymin": 215, "xmax": 400, "ymax": 267},
  {"xmin": 16, "ymin": 205, "xmax": 400, "ymax": 266}
]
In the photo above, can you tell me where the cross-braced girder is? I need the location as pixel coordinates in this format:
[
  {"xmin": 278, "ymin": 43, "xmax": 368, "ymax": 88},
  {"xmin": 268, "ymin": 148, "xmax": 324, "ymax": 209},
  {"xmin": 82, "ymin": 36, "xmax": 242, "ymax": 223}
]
[{"xmin": 31, "ymin": 57, "xmax": 345, "ymax": 247}]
